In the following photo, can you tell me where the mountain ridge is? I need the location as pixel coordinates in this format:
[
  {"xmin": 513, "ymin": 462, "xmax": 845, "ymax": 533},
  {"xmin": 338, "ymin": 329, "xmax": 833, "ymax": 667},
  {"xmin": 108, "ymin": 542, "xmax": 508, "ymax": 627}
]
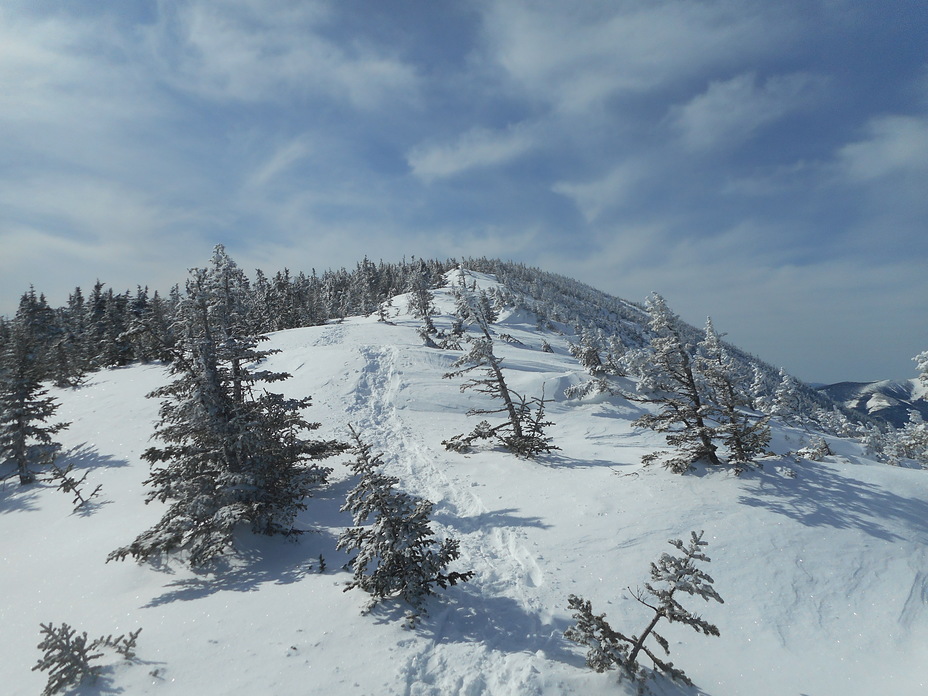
[{"xmin": 817, "ymin": 378, "xmax": 928, "ymax": 428}]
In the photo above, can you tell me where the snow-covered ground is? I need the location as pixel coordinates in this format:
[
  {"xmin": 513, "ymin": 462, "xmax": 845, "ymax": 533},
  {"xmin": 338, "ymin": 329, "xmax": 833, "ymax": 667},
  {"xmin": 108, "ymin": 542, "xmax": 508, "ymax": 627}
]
[{"xmin": 3, "ymin": 272, "xmax": 928, "ymax": 695}]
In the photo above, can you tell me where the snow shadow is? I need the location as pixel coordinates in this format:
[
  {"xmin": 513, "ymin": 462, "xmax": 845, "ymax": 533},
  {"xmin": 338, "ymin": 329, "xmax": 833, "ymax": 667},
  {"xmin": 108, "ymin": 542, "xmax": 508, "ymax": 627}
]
[
  {"xmin": 299, "ymin": 477, "xmax": 354, "ymax": 530},
  {"xmin": 1, "ymin": 444, "xmax": 122, "ymax": 514},
  {"xmin": 0, "ymin": 472, "xmax": 41, "ymax": 512},
  {"xmin": 45, "ymin": 673, "xmax": 125, "ymax": 696},
  {"xmin": 142, "ymin": 482, "xmax": 354, "ymax": 607},
  {"xmin": 541, "ymin": 452, "xmax": 629, "ymax": 469},
  {"xmin": 50, "ymin": 657, "xmax": 165, "ymax": 696},
  {"xmin": 737, "ymin": 461, "xmax": 928, "ymax": 542},
  {"xmin": 60, "ymin": 442, "xmax": 129, "ymax": 470},
  {"xmin": 434, "ymin": 507, "xmax": 551, "ymax": 533},
  {"xmin": 389, "ymin": 590, "xmax": 575, "ymax": 662},
  {"xmin": 142, "ymin": 528, "xmax": 343, "ymax": 607}
]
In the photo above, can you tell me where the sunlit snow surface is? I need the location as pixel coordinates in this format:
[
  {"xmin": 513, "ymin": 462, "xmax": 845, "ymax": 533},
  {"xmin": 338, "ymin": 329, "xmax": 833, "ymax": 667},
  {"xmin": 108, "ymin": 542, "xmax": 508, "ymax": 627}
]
[{"xmin": 3, "ymin": 272, "xmax": 928, "ymax": 695}]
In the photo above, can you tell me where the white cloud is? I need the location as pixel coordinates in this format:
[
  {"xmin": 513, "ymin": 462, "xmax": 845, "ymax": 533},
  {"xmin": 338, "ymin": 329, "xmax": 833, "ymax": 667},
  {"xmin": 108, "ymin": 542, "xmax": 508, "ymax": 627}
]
[
  {"xmin": 836, "ymin": 115, "xmax": 928, "ymax": 182},
  {"xmin": 408, "ymin": 125, "xmax": 536, "ymax": 182},
  {"xmin": 552, "ymin": 161, "xmax": 646, "ymax": 222},
  {"xmin": 248, "ymin": 137, "xmax": 314, "ymax": 189},
  {"xmin": 151, "ymin": 0, "xmax": 418, "ymax": 108},
  {"xmin": 0, "ymin": 9, "xmax": 170, "ymax": 170},
  {"xmin": 670, "ymin": 72, "xmax": 823, "ymax": 151},
  {"xmin": 479, "ymin": 0, "xmax": 793, "ymax": 112},
  {"xmin": 0, "ymin": 176, "xmax": 214, "ymax": 258}
]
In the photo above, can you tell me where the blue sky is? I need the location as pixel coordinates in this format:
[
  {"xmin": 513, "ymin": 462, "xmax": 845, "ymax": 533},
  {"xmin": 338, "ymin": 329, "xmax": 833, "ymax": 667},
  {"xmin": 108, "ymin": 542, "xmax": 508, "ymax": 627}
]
[{"xmin": 1, "ymin": 0, "xmax": 926, "ymax": 384}]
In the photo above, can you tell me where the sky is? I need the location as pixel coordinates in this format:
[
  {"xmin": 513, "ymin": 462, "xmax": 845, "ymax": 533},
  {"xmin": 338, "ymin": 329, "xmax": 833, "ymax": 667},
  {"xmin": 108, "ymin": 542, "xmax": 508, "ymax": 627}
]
[{"xmin": 1, "ymin": 0, "xmax": 926, "ymax": 384}]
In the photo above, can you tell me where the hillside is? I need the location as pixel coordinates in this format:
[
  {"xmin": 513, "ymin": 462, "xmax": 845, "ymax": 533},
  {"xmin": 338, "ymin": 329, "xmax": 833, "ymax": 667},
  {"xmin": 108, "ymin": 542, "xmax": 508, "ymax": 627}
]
[{"xmin": 3, "ymin": 269, "xmax": 928, "ymax": 696}]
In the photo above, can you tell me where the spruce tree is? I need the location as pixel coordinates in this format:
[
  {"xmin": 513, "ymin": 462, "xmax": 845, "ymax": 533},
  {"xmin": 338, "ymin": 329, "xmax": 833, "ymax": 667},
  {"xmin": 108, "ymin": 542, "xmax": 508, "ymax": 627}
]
[
  {"xmin": 771, "ymin": 368, "xmax": 807, "ymax": 426},
  {"xmin": 108, "ymin": 248, "xmax": 345, "ymax": 567},
  {"xmin": 627, "ymin": 294, "xmax": 720, "ymax": 472},
  {"xmin": 695, "ymin": 318, "xmax": 770, "ymax": 467},
  {"xmin": 338, "ymin": 426, "xmax": 473, "ymax": 619},
  {"xmin": 566, "ymin": 531, "xmax": 723, "ymax": 688},
  {"xmin": 442, "ymin": 289, "xmax": 557, "ymax": 458},
  {"xmin": 568, "ymin": 327, "xmax": 605, "ymax": 376},
  {"xmin": 0, "ymin": 317, "xmax": 69, "ymax": 485}
]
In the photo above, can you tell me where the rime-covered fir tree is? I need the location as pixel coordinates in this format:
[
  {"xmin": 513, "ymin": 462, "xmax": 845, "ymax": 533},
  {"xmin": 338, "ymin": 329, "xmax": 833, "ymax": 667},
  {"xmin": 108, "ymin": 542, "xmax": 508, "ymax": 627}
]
[
  {"xmin": 0, "ymin": 314, "xmax": 69, "ymax": 485},
  {"xmin": 406, "ymin": 261, "xmax": 438, "ymax": 334},
  {"xmin": 566, "ymin": 531, "xmax": 723, "ymax": 688},
  {"xmin": 568, "ymin": 327, "xmax": 605, "ymax": 376},
  {"xmin": 109, "ymin": 247, "xmax": 345, "ymax": 567},
  {"xmin": 337, "ymin": 427, "xmax": 473, "ymax": 619},
  {"xmin": 915, "ymin": 350, "xmax": 928, "ymax": 388},
  {"xmin": 627, "ymin": 294, "xmax": 720, "ymax": 472},
  {"xmin": 770, "ymin": 368, "xmax": 808, "ymax": 426},
  {"xmin": 695, "ymin": 318, "xmax": 770, "ymax": 467},
  {"xmin": 442, "ymin": 285, "xmax": 556, "ymax": 457}
]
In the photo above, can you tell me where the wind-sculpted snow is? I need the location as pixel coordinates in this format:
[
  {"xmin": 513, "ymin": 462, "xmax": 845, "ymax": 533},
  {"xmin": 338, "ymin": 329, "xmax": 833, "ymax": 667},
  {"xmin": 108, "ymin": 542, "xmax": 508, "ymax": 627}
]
[{"xmin": 2, "ymin": 271, "xmax": 928, "ymax": 695}]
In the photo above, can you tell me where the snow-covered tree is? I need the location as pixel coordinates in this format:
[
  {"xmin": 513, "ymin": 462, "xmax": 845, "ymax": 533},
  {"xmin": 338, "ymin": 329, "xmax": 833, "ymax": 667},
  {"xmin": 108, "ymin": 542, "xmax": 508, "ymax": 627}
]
[
  {"xmin": 406, "ymin": 262, "xmax": 438, "ymax": 327},
  {"xmin": 603, "ymin": 335, "xmax": 627, "ymax": 376},
  {"xmin": 771, "ymin": 368, "xmax": 807, "ymax": 426},
  {"xmin": 108, "ymin": 249, "xmax": 345, "ymax": 567},
  {"xmin": 442, "ymin": 311, "xmax": 557, "ymax": 459},
  {"xmin": 122, "ymin": 289, "xmax": 175, "ymax": 364},
  {"xmin": 565, "ymin": 531, "xmax": 723, "ymax": 688},
  {"xmin": 915, "ymin": 350, "xmax": 928, "ymax": 387},
  {"xmin": 443, "ymin": 336, "xmax": 525, "ymax": 439},
  {"xmin": 695, "ymin": 318, "xmax": 770, "ymax": 468},
  {"xmin": 626, "ymin": 294, "xmax": 720, "ymax": 472},
  {"xmin": 565, "ymin": 328, "xmax": 629, "ymax": 400},
  {"xmin": 0, "ymin": 317, "xmax": 69, "ymax": 485},
  {"xmin": 876, "ymin": 410, "xmax": 928, "ymax": 468},
  {"xmin": 338, "ymin": 427, "xmax": 473, "ymax": 620},
  {"xmin": 568, "ymin": 327, "xmax": 605, "ymax": 376},
  {"xmin": 33, "ymin": 622, "xmax": 142, "ymax": 696}
]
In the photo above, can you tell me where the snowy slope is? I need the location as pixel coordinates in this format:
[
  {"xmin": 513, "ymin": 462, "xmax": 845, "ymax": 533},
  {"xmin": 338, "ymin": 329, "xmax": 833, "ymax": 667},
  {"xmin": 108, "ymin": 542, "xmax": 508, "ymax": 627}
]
[{"xmin": 3, "ymin": 271, "xmax": 928, "ymax": 696}]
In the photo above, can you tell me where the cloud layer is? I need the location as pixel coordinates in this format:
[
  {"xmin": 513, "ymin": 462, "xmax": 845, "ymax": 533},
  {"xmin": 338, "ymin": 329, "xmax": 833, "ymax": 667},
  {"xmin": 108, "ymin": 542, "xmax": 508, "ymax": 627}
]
[{"xmin": 1, "ymin": 0, "xmax": 926, "ymax": 383}]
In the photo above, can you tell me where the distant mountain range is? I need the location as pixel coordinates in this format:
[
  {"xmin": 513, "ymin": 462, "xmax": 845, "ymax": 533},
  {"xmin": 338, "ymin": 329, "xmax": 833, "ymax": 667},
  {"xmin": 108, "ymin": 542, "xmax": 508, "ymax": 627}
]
[{"xmin": 817, "ymin": 379, "xmax": 928, "ymax": 428}]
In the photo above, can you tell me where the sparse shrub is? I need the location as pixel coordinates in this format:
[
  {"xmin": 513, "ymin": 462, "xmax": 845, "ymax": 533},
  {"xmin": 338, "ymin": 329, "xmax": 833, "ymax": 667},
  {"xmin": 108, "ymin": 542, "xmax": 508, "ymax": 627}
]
[
  {"xmin": 32, "ymin": 622, "xmax": 141, "ymax": 696},
  {"xmin": 44, "ymin": 462, "xmax": 102, "ymax": 512},
  {"xmin": 565, "ymin": 531, "xmax": 723, "ymax": 690}
]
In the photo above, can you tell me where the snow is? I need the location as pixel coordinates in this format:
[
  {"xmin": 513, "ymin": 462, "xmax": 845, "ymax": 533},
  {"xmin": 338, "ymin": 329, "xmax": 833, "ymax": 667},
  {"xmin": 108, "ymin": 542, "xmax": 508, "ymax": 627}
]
[{"xmin": 3, "ymin": 272, "xmax": 928, "ymax": 696}]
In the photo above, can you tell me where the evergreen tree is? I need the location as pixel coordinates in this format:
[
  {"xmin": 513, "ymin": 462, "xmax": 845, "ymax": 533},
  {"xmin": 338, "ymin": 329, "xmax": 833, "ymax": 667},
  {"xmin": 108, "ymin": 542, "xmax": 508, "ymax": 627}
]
[
  {"xmin": 62, "ymin": 286, "xmax": 90, "ymax": 377},
  {"xmin": 603, "ymin": 335, "xmax": 627, "ymax": 376},
  {"xmin": 97, "ymin": 289, "xmax": 132, "ymax": 368},
  {"xmin": 565, "ymin": 531, "xmax": 723, "ymax": 688},
  {"xmin": 108, "ymin": 248, "xmax": 345, "ymax": 567},
  {"xmin": 442, "ymin": 284, "xmax": 557, "ymax": 458},
  {"xmin": 627, "ymin": 294, "xmax": 720, "ymax": 472},
  {"xmin": 695, "ymin": 318, "xmax": 770, "ymax": 467},
  {"xmin": 128, "ymin": 290, "xmax": 176, "ymax": 363},
  {"xmin": 11, "ymin": 288, "xmax": 60, "ymax": 380},
  {"xmin": 748, "ymin": 363, "xmax": 775, "ymax": 414},
  {"xmin": 337, "ymin": 427, "xmax": 473, "ymax": 620},
  {"xmin": 406, "ymin": 262, "xmax": 438, "ymax": 334},
  {"xmin": 568, "ymin": 327, "xmax": 605, "ymax": 376},
  {"xmin": 878, "ymin": 410, "xmax": 928, "ymax": 468},
  {"xmin": 771, "ymin": 368, "xmax": 807, "ymax": 426},
  {"xmin": 915, "ymin": 350, "xmax": 928, "ymax": 387},
  {"xmin": 33, "ymin": 622, "xmax": 142, "ymax": 696},
  {"xmin": 0, "ymin": 318, "xmax": 69, "ymax": 485}
]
